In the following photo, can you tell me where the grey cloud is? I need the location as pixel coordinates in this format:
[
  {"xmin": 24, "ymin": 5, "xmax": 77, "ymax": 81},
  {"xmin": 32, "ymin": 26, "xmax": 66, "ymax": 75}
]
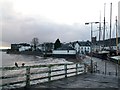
[
  {"xmin": 2, "ymin": 17, "xmax": 90, "ymax": 46},
  {"xmin": 1, "ymin": 1, "xmax": 90, "ymax": 47}
]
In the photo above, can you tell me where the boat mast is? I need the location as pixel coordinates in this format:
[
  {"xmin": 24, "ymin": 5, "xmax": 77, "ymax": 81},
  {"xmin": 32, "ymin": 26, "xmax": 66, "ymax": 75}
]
[
  {"xmin": 99, "ymin": 11, "xmax": 101, "ymax": 51},
  {"xmin": 116, "ymin": 16, "xmax": 118, "ymax": 55},
  {"xmin": 103, "ymin": 3, "xmax": 106, "ymax": 50},
  {"xmin": 109, "ymin": 3, "xmax": 112, "ymax": 50}
]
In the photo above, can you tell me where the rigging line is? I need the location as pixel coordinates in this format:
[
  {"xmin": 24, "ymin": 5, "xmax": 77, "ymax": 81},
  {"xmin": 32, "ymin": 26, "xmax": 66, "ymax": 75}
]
[
  {"xmin": 109, "ymin": 3, "xmax": 112, "ymax": 49},
  {"xmin": 106, "ymin": 27, "xmax": 109, "ymax": 39},
  {"xmin": 105, "ymin": 25, "xmax": 109, "ymax": 39},
  {"xmin": 97, "ymin": 31, "xmax": 99, "ymax": 40},
  {"xmin": 103, "ymin": 3, "xmax": 106, "ymax": 49},
  {"xmin": 112, "ymin": 23, "xmax": 116, "ymax": 38}
]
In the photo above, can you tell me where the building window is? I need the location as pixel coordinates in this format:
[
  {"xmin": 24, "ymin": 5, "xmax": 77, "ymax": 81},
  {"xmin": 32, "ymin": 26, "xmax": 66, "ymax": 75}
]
[{"xmin": 88, "ymin": 47, "xmax": 89, "ymax": 50}]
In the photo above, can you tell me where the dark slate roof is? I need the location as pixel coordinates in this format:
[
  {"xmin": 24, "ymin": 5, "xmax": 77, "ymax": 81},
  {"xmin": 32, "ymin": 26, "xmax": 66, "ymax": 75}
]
[
  {"xmin": 96, "ymin": 37, "xmax": 120, "ymax": 46},
  {"xmin": 11, "ymin": 43, "xmax": 30, "ymax": 46},
  {"xmin": 66, "ymin": 41, "xmax": 91, "ymax": 47},
  {"xmin": 19, "ymin": 43, "xmax": 30, "ymax": 46},
  {"xmin": 78, "ymin": 41, "xmax": 91, "ymax": 46},
  {"xmin": 57, "ymin": 44, "xmax": 75, "ymax": 50}
]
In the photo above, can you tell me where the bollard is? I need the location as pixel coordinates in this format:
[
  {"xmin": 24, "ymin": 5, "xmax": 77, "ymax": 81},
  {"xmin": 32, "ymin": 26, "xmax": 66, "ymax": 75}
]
[
  {"xmin": 116, "ymin": 64, "xmax": 118, "ymax": 76},
  {"xmin": 93, "ymin": 64, "xmax": 95, "ymax": 73},
  {"xmin": 105, "ymin": 61, "xmax": 107, "ymax": 75},
  {"xmin": 95, "ymin": 62, "xmax": 97, "ymax": 73},
  {"xmin": 97, "ymin": 70, "xmax": 100, "ymax": 74},
  {"xmin": 109, "ymin": 72, "xmax": 111, "ymax": 75}
]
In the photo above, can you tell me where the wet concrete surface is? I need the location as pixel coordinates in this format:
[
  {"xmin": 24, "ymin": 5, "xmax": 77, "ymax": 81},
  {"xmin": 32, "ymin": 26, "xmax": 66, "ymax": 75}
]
[
  {"xmin": 78, "ymin": 56, "xmax": 120, "ymax": 77},
  {"xmin": 30, "ymin": 73, "xmax": 118, "ymax": 88},
  {"xmin": 8, "ymin": 56, "xmax": 119, "ymax": 89},
  {"xmin": 29, "ymin": 56, "xmax": 119, "ymax": 89}
]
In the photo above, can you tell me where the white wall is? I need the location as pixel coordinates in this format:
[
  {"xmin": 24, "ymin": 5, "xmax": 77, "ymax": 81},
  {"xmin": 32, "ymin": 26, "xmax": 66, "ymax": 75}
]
[
  {"xmin": 80, "ymin": 46, "xmax": 90, "ymax": 53},
  {"xmin": 19, "ymin": 46, "xmax": 31, "ymax": 51},
  {"xmin": 74, "ymin": 43, "xmax": 80, "ymax": 52},
  {"xmin": 118, "ymin": 43, "xmax": 120, "ymax": 49},
  {"xmin": 53, "ymin": 50, "xmax": 76, "ymax": 55},
  {"xmin": 38, "ymin": 46, "xmax": 42, "ymax": 50}
]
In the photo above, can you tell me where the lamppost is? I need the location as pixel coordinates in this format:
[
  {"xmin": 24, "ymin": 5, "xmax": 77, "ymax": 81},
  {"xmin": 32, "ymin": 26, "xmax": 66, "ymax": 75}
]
[{"xmin": 85, "ymin": 22, "xmax": 99, "ymax": 73}]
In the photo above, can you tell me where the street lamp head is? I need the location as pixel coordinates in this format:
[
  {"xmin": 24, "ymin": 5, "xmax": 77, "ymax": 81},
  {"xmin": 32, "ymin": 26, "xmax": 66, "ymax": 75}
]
[
  {"xmin": 85, "ymin": 22, "xmax": 99, "ymax": 25},
  {"xmin": 95, "ymin": 22, "xmax": 99, "ymax": 24},
  {"xmin": 85, "ymin": 23, "xmax": 89, "ymax": 25}
]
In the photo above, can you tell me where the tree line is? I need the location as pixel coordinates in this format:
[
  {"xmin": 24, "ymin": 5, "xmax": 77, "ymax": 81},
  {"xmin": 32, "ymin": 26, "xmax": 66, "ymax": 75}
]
[{"xmin": 31, "ymin": 38, "xmax": 61, "ymax": 51}]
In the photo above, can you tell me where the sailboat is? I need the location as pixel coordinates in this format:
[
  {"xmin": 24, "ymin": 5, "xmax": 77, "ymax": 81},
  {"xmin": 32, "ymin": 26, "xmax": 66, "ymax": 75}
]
[
  {"xmin": 93, "ymin": 3, "xmax": 120, "ymax": 62},
  {"xmin": 92, "ymin": 3, "xmax": 109, "ymax": 60},
  {"xmin": 109, "ymin": 16, "xmax": 120, "ymax": 64}
]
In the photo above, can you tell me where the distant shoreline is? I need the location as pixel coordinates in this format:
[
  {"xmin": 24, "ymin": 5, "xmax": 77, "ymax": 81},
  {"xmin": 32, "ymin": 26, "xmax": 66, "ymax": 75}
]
[
  {"xmin": 0, "ymin": 49, "xmax": 7, "ymax": 52},
  {"xmin": 6, "ymin": 50, "xmax": 44, "ymax": 56},
  {"xmin": 6, "ymin": 50, "xmax": 79, "ymax": 62}
]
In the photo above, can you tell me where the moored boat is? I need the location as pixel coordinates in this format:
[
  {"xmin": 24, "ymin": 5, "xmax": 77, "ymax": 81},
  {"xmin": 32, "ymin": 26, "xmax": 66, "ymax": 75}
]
[
  {"xmin": 92, "ymin": 50, "xmax": 109, "ymax": 60},
  {"xmin": 109, "ymin": 56, "xmax": 120, "ymax": 64}
]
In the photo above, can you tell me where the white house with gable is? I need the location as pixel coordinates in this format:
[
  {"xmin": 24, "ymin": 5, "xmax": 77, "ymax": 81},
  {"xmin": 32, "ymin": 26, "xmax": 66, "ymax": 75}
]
[
  {"xmin": 73, "ymin": 41, "xmax": 91, "ymax": 54},
  {"xmin": 52, "ymin": 44, "xmax": 76, "ymax": 58},
  {"xmin": 18, "ymin": 43, "xmax": 31, "ymax": 52}
]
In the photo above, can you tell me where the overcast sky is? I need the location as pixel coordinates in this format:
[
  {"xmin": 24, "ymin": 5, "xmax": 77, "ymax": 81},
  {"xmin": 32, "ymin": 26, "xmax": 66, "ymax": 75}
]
[{"xmin": 0, "ymin": 0, "xmax": 119, "ymax": 48}]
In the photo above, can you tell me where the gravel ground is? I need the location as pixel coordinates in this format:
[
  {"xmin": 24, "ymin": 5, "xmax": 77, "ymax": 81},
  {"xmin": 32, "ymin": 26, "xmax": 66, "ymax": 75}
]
[
  {"xmin": 30, "ymin": 73, "xmax": 118, "ymax": 88},
  {"xmin": 28, "ymin": 56, "xmax": 119, "ymax": 89}
]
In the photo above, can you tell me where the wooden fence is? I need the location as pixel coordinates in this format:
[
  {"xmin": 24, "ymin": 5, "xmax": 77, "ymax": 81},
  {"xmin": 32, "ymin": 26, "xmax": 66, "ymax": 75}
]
[{"xmin": 0, "ymin": 63, "xmax": 86, "ymax": 89}]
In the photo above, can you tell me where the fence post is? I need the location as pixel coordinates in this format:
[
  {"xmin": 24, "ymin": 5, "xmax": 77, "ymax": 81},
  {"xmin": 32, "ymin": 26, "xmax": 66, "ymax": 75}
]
[
  {"xmin": 84, "ymin": 64, "xmax": 87, "ymax": 73},
  {"xmin": 65, "ymin": 64, "xmax": 67, "ymax": 78},
  {"xmin": 26, "ymin": 67, "xmax": 30, "ymax": 87},
  {"xmin": 76, "ymin": 64, "xmax": 78, "ymax": 75},
  {"xmin": 48, "ymin": 65, "xmax": 51, "ymax": 81}
]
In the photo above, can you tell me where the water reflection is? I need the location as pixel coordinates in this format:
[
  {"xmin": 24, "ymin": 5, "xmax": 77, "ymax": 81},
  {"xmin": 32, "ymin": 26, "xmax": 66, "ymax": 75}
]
[{"xmin": 1, "ymin": 51, "xmax": 71, "ymax": 67}]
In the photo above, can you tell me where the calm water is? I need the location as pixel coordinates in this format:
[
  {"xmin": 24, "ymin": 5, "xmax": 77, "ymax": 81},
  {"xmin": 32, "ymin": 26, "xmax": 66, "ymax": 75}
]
[
  {"xmin": 0, "ymin": 51, "xmax": 71, "ymax": 67},
  {"xmin": 0, "ymin": 51, "xmax": 80, "ymax": 89}
]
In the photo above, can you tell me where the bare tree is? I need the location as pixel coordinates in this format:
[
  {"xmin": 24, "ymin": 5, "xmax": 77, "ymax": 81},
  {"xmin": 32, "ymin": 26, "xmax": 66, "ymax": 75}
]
[{"xmin": 31, "ymin": 37, "xmax": 39, "ymax": 51}]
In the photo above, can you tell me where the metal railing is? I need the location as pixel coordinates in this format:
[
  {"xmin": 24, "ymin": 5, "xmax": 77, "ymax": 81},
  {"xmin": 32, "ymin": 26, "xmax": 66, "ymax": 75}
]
[{"xmin": 0, "ymin": 63, "xmax": 86, "ymax": 89}]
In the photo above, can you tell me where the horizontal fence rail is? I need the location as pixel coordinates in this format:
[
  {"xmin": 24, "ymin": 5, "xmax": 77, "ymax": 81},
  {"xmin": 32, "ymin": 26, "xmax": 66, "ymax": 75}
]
[{"xmin": 0, "ymin": 63, "xmax": 86, "ymax": 89}]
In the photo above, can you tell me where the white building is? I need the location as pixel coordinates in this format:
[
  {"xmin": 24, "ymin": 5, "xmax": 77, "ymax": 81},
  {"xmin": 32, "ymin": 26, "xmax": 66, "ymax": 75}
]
[
  {"xmin": 38, "ymin": 44, "xmax": 44, "ymax": 51},
  {"xmin": 73, "ymin": 41, "xmax": 91, "ymax": 54},
  {"xmin": 74, "ymin": 42, "xmax": 80, "ymax": 53},
  {"xmin": 19, "ymin": 46, "xmax": 31, "ymax": 52},
  {"xmin": 52, "ymin": 45, "xmax": 76, "ymax": 58},
  {"xmin": 53, "ymin": 50, "xmax": 76, "ymax": 55},
  {"xmin": 18, "ymin": 43, "xmax": 31, "ymax": 52}
]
